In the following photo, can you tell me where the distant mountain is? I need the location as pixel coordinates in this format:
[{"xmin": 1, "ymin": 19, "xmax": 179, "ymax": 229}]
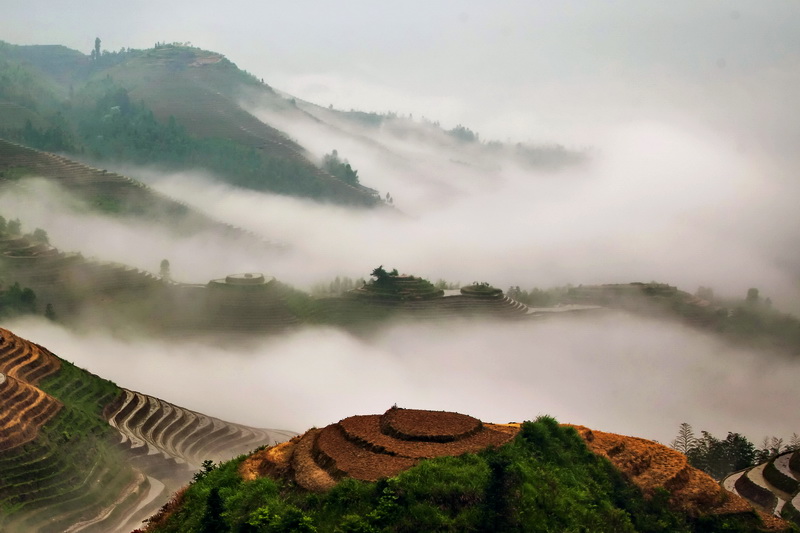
[
  {"xmin": 0, "ymin": 41, "xmax": 382, "ymax": 205},
  {"xmin": 0, "ymin": 40, "xmax": 586, "ymax": 209}
]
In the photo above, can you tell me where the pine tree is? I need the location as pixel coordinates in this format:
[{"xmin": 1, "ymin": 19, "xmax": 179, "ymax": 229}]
[{"xmin": 670, "ymin": 422, "xmax": 697, "ymax": 454}]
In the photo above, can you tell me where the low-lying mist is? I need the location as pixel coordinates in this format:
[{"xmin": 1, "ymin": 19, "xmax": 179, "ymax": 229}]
[
  {"xmin": 8, "ymin": 312, "xmax": 798, "ymax": 446},
  {"xmin": 103, "ymin": 114, "xmax": 800, "ymax": 310},
  {"xmin": 3, "ymin": 109, "xmax": 798, "ymax": 312}
]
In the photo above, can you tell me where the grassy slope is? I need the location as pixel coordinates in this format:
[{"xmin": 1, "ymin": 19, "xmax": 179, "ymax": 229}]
[{"xmin": 144, "ymin": 417, "xmax": 785, "ymax": 533}]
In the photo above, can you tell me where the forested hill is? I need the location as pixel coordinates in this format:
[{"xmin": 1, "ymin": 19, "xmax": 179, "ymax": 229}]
[{"xmin": 0, "ymin": 40, "xmax": 381, "ymax": 205}]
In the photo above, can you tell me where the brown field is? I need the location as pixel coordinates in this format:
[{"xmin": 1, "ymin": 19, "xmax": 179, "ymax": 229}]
[
  {"xmin": 241, "ymin": 407, "xmax": 518, "ymax": 491},
  {"xmin": 238, "ymin": 409, "xmax": 789, "ymax": 530},
  {"xmin": 571, "ymin": 425, "xmax": 789, "ymax": 530},
  {"xmin": 0, "ymin": 329, "xmax": 63, "ymax": 452}
]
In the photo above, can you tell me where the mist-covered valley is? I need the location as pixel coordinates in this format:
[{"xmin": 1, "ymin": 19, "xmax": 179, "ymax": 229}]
[
  {"xmin": 6, "ymin": 310, "xmax": 799, "ymax": 448},
  {"xmin": 2, "ymin": 3, "xmax": 800, "ymax": 530},
  {"xmin": 2, "ymin": 115, "xmax": 797, "ymax": 310}
]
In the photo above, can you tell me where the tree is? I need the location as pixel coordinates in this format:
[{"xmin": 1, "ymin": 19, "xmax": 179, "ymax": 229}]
[
  {"xmin": 322, "ymin": 150, "xmax": 360, "ymax": 185},
  {"xmin": 94, "ymin": 37, "xmax": 101, "ymax": 61},
  {"xmin": 371, "ymin": 265, "xmax": 389, "ymax": 282},
  {"xmin": 7, "ymin": 218, "xmax": 21, "ymax": 235},
  {"xmin": 32, "ymin": 228, "xmax": 49, "ymax": 244},
  {"xmin": 746, "ymin": 288, "xmax": 760, "ymax": 305},
  {"xmin": 159, "ymin": 259, "xmax": 171, "ymax": 281},
  {"xmin": 200, "ymin": 487, "xmax": 226, "ymax": 533},
  {"xmin": 696, "ymin": 286, "xmax": 714, "ymax": 301},
  {"xmin": 687, "ymin": 431, "xmax": 756, "ymax": 479},
  {"xmin": 45, "ymin": 303, "xmax": 56, "ymax": 321},
  {"xmin": 670, "ymin": 422, "xmax": 697, "ymax": 454}
]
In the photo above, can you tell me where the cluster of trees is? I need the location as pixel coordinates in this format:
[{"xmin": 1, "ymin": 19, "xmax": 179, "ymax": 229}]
[
  {"xmin": 0, "ymin": 215, "xmax": 48, "ymax": 243},
  {"xmin": 692, "ymin": 286, "xmax": 800, "ymax": 356},
  {"xmin": 671, "ymin": 422, "xmax": 800, "ymax": 480},
  {"xmin": 321, "ymin": 150, "xmax": 360, "ymax": 185},
  {"xmin": 0, "ymin": 215, "xmax": 55, "ymax": 319},
  {"xmin": 506, "ymin": 285, "xmax": 573, "ymax": 307},
  {"xmin": 447, "ymin": 124, "xmax": 480, "ymax": 143},
  {"xmin": 67, "ymin": 79, "xmax": 328, "ymax": 196},
  {"xmin": 309, "ymin": 275, "xmax": 366, "ymax": 297},
  {"xmin": 0, "ymin": 282, "xmax": 36, "ymax": 317}
]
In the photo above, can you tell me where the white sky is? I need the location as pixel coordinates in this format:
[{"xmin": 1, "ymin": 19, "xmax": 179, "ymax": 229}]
[{"xmin": 3, "ymin": 1, "xmax": 800, "ymax": 149}]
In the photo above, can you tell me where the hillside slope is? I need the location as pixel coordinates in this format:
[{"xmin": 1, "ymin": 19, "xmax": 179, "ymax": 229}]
[
  {"xmin": 0, "ymin": 41, "xmax": 382, "ymax": 206},
  {"xmin": 143, "ymin": 409, "xmax": 793, "ymax": 533},
  {"xmin": 0, "ymin": 326, "xmax": 295, "ymax": 533}
]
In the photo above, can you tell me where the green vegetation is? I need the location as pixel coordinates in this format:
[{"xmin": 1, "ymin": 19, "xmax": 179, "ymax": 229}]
[
  {"xmin": 0, "ymin": 40, "xmax": 380, "ymax": 205},
  {"xmin": 349, "ymin": 266, "xmax": 443, "ymax": 302},
  {"xmin": 143, "ymin": 417, "xmax": 775, "ymax": 532},
  {"xmin": 525, "ymin": 282, "xmax": 800, "ymax": 357},
  {"xmin": 0, "ymin": 282, "xmax": 37, "ymax": 316},
  {"xmin": 322, "ymin": 150, "xmax": 360, "ymax": 185},
  {"xmin": 0, "ymin": 356, "xmax": 131, "ymax": 532},
  {"xmin": 670, "ymin": 422, "xmax": 800, "ymax": 480},
  {"xmin": 507, "ymin": 285, "xmax": 573, "ymax": 307},
  {"xmin": 460, "ymin": 282, "xmax": 502, "ymax": 297}
]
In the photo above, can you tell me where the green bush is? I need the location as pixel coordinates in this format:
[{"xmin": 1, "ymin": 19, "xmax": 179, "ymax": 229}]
[{"xmin": 144, "ymin": 416, "xmax": 777, "ymax": 533}]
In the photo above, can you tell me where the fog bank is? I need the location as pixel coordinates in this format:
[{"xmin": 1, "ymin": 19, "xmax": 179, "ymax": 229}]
[{"xmin": 8, "ymin": 312, "xmax": 799, "ymax": 445}]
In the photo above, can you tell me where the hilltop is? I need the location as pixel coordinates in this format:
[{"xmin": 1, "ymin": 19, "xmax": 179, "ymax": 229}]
[
  {"xmin": 142, "ymin": 408, "xmax": 793, "ymax": 532},
  {"xmin": 0, "ymin": 40, "xmax": 381, "ymax": 205},
  {"xmin": 0, "ymin": 39, "xmax": 585, "ymax": 209}
]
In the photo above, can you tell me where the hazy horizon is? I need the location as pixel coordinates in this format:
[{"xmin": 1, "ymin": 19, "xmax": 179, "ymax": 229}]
[{"xmin": 8, "ymin": 312, "xmax": 800, "ymax": 447}]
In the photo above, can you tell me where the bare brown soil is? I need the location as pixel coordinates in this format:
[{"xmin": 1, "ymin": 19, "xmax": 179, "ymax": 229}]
[
  {"xmin": 0, "ymin": 328, "xmax": 61, "ymax": 385},
  {"xmin": 340, "ymin": 414, "xmax": 512, "ymax": 459},
  {"xmin": 242, "ymin": 407, "xmax": 518, "ymax": 492},
  {"xmin": 570, "ymin": 425, "xmax": 789, "ymax": 530},
  {"xmin": 0, "ymin": 329, "xmax": 63, "ymax": 452},
  {"xmin": 381, "ymin": 407, "xmax": 481, "ymax": 441}
]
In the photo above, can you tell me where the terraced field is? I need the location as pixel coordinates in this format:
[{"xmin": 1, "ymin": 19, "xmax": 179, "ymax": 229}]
[
  {"xmin": 236, "ymin": 408, "xmax": 790, "ymax": 531},
  {"xmin": 573, "ymin": 425, "xmax": 789, "ymax": 530},
  {"xmin": 314, "ymin": 284, "xmax": 533, "ymax": 327},
  {"xmin": 0, "ymin": 138, "xmax": 264, "ymax": 240},
  {"xmin": 723, "ymin": 450, "xmax": 800, "ymax": 526},
  {"xmin": 240, "ymin": 407, "xmax": 519, "ymax": 492},
  {"xmin": 105, "ymin": 389, "xmax": 295, "ymax": 469},
  {"xmin": 0, "ymin": 327, "xmax": 296, "ymax": 532}
]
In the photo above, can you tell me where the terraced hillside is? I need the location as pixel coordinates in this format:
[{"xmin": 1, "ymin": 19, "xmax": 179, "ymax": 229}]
[
  {"xmin": 0, "ymin": 138, "xmax": 266, "ymax": 240},
  {"xmin": 314, "ymin": 278, "xmax": 534, "ymax": 328},
  {"xmin": 147, "ymin": 411, "xmax": 791, "ymax": 532},
  {"xmin": 241, "ymin": 407, "xmax": 518, "ymax": 492},
  {"xmin": 0, "ymin": 327, "xmax": 296, "ymax": 532},
  {"xmin": 723, "ymin": 450, "xmax": 800, "ymax": 526},
  {"xmin": 571, "ymin": 425, "xmax": 792, "ymax": 530},
  {"xmin": 105, "ymin": 389, "xmax": 295, "ymax": 472}
]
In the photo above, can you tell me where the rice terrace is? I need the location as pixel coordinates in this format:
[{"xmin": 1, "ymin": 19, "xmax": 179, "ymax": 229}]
[{"xmin": 1, "ymin": 6, "xmax": 800, "ymax": 531}]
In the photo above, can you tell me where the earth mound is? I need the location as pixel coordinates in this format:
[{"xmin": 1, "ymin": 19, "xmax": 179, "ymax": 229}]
[{"xmin": 240, "ymin": 406, "xmax": 518, "ymax": 491}]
